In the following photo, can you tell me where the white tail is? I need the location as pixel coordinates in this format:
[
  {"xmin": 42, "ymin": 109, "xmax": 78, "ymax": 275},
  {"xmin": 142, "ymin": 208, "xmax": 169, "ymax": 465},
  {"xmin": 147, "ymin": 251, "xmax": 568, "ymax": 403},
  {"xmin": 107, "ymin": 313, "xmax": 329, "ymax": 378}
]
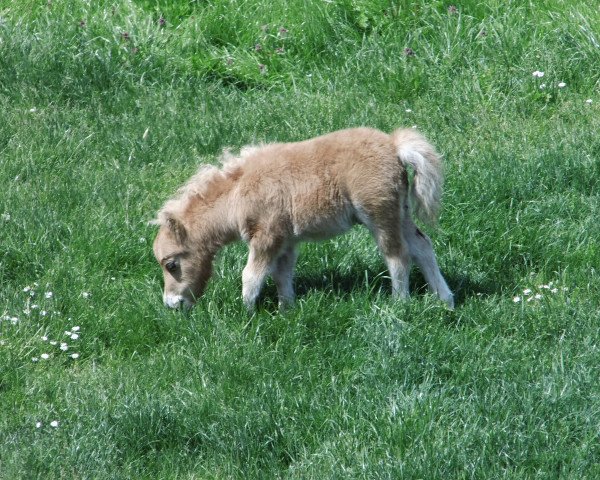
[{"xmin": 392, "ymin": 128, "xmax": 443, "ymax": 225}]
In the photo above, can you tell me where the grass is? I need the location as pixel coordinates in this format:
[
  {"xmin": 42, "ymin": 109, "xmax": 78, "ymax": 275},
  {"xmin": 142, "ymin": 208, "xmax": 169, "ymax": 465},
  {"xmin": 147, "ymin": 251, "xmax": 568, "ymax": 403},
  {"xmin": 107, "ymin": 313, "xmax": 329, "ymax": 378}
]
[{"xmin": 1, "ymin": 0, "xmax": 599, "ymax": 478}]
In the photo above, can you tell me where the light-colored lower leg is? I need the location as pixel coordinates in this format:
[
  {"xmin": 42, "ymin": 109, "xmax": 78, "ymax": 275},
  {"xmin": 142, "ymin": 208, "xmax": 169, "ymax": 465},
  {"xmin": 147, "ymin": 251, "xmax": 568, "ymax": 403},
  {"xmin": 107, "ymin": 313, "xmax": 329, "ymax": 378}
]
[
  {"xmin": 385, "ymin": 254, "xmax": 411, "ymax": 299},
  {"xmin": 407, "ymin": 226, "xmax": 454, "ymax": 308},
  {"xmin": 272, "ymin": 246, "xmax": 298, "ymax": 308},
  {"xmin": 242, "ymin": 250, "xmax": 272, "ymax": 310}
]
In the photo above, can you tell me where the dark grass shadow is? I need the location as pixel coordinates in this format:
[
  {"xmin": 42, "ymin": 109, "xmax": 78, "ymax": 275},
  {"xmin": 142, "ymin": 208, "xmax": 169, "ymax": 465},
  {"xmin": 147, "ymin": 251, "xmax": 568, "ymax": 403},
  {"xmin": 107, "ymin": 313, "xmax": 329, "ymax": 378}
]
[{"xmin": 256, "ymin": 265, "xmax": 505, "ymax": 310}]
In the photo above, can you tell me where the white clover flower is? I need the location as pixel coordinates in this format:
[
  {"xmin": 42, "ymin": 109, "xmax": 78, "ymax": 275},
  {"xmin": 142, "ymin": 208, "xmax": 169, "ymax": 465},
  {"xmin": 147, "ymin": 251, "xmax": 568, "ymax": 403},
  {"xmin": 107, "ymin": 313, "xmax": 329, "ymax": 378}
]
[
  {"xmin": 60, "ymin": 343, "xmax": 69, "ymax": 351},
  {"xmin": 539, "ymin": 83, "xmax": 546, "ymax": 89},
  {"xmin": 71, "ymin": 326, "xmax": 80, "ymax": 332},
  {"xmin": 50, "ymin": 420, "xmax": 59, "ymax": 428},
  {"xmin": 1, "ymin": 212, "xmax": 10, "ymax": 221},
  {"xmin": 31, "ymin": 304, "xmax": 39, "ymax": 309},
  {"xmin": 523, "ymin": 288, "xmax": 532, "ymax": 295},
  {"xmin": 532, "ymin": 71, "xmax": 545, "ymax": 78},
  {"xmin": 82, "ymin": 292, "xmax": 91, "ymax": 299},
  {"xmin": 558, "ymin": 82, "xmax": 566, "ymax": 88},
  {"xmin": 40, "ymin": 353, "xmax": 50, "ymax": 360},
  {"xmin": 41, "ymin": 336, "xmax": 48, "ymax": 341},
  {"xmin": 405, "ymin": 109, "xmax": 412, "ymax": 113},
  {"xmin": 513, "ymin": 296, "xmax": 521, "ymax": 303},
  {"xmin": 23, "ymin": 286, "xmax": 31, "ymax": 293},
  {"xmin": 29, "ymin": 107, "xmax": 37, "ymax": 113},
  {"xmin": 40, "ymin": 310, "xmax": 47, "ymax": 316},
  {"xmin": 45, "ymin": 291, "xmax": 53, "ymax": 299},
  {"xmin": 551, "ymin": 288, "xmax": 558, "ymax": 294},
  {"xmin": 70, "ymin": 353, "xmax": 80, "ymax": 359},
  {"xmin": 49, "ymin": 340, "xmax": 57, "ymax": 346},
  {"xmin": 534, "ymin": 293, "xmax": 543, "ymax": 300},
  {"xmin": 36, "ymin": 422, "xmax": 42, "ymax": 428},
  {"xmin": 70, "ymin": 333, "xmax": 79, "ymax": 340},
  {"xmin": 32, "ymin": 357, "xmax": 39, "ymax": 362},
  {"xmin": 10, "ymin": 317, "xmax": 18, "ymax": 324},
  {"xmin": 585, "ymin": 99, "xmax": 593, "ymax": 104}
]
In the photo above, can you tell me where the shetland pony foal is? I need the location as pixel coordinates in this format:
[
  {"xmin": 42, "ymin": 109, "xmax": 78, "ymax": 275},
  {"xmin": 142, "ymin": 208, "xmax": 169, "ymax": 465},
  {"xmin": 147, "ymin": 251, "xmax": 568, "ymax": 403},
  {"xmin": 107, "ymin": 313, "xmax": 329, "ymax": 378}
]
[{"xmin": 152, "ymin": 127, "xmax": 454, "ymax": 310}]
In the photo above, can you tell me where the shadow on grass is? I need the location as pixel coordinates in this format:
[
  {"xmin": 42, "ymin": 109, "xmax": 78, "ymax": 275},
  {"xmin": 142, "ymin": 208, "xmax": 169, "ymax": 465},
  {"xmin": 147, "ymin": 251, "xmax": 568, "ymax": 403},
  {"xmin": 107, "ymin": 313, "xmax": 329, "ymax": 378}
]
[{"xmin": 257, "ymin": 265, "xmax": 505, "ymax": 309}]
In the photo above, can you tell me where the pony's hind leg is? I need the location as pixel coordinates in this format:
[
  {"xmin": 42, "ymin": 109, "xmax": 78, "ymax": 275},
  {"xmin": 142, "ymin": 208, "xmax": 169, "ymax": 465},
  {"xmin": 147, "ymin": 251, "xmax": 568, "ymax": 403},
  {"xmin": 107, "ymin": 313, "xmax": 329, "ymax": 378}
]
[
  {"xmin": 404, "ymin": 218, "xmax": 454, "ymax": 308},
  {"xmin": 272, "ymin": 245, "xmax": 298, "ymax": 309},
  {"xmin": 363, "ymin": 209, "xmax": 412, "ymax": 299}
]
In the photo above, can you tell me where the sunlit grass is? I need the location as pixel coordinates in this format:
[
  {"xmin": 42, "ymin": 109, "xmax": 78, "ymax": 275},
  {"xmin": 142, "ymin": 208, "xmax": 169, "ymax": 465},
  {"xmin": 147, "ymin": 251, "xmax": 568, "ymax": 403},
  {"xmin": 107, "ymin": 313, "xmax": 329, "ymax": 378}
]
[{"xmin": 1, "ymin": 0, "xmax": 599, "ymax": 478}]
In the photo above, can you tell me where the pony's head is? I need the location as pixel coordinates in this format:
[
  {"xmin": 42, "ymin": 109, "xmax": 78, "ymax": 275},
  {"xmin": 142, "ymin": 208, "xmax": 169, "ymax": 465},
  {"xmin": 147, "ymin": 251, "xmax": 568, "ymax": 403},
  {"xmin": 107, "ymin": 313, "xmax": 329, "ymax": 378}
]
[{"xmin": 152, "ymin": 211, "xmax": 213, "ymax": 309}]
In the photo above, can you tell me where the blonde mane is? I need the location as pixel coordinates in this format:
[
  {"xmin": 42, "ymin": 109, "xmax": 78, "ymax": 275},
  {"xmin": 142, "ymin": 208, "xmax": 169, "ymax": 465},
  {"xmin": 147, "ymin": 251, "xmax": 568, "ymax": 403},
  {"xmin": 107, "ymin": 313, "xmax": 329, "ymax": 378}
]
[{"xmin": 154, "ymin": 145, "xmax": 262, "ymax": 225}]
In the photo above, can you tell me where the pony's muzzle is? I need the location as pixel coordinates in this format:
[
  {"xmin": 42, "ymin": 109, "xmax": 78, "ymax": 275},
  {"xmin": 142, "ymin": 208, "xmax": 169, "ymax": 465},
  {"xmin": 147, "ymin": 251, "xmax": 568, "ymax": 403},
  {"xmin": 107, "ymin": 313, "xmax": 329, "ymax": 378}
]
[{"xmin": 163, "ymin": 293, "xmax": 193, "ymax": 309}]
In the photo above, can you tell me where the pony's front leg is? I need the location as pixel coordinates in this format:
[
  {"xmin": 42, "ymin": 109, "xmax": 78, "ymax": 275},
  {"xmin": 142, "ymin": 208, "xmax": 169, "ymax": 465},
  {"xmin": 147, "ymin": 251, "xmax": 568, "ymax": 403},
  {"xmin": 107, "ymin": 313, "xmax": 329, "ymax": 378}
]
[
  {"xmin": 242, "ymin": 240, "xmax": 281, "ymax": 310},
  {"xmin": 272, "ymin": 246, "xmax": 298, "ymax": 309}
]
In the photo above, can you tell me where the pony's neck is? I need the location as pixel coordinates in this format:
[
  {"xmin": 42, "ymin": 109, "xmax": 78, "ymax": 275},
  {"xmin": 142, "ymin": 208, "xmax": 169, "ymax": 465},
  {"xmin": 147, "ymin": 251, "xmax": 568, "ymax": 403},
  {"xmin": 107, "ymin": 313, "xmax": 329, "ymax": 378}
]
[{"xmin": 188, "ymin": 190, "xmax": 239, "ymax": 255}]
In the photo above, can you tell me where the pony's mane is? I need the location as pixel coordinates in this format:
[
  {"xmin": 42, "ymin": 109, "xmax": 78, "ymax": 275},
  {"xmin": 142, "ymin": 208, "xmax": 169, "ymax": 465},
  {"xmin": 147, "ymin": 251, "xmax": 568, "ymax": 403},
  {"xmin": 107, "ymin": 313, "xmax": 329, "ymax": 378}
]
[{"xmin": 154, "ymin": 144, "xmax": 263, "ymax": 225}]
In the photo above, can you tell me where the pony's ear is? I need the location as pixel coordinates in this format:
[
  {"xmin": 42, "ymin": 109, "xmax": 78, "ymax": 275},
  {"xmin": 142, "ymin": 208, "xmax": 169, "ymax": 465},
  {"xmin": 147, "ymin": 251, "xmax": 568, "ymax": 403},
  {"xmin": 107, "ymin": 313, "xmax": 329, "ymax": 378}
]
[{"xmin": 165, "ymin": 215, "xmax": 187, "ymax": 244}]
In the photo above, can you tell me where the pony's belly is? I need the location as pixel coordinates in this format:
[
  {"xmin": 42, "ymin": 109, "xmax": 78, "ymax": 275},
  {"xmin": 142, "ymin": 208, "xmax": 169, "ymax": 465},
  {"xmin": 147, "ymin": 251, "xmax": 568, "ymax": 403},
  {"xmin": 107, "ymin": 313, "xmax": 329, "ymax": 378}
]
[{"xmin": 293, "ymin": 213, "xmax": 355, "ymax": 241}]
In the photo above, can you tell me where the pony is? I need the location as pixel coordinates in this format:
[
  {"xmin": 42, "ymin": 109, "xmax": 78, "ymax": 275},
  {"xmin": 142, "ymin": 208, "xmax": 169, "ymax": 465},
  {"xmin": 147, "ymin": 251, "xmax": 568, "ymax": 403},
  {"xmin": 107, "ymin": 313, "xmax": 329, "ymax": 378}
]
[{"xmin": 152, "ymin": 127, "xmax": 454, "ymax": 310}]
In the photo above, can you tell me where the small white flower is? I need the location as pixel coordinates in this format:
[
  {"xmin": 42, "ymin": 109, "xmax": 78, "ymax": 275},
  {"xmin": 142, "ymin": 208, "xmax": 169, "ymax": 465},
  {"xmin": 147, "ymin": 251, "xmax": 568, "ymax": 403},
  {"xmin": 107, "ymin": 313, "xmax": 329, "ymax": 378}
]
[
  {"xmin": 41, "ymin": 336, "xmax": 48, "ymax": 341},
  {"xmin": 70, "ymin": 353, "xmax": 80, "ymax": 359},
  {"xmin": 558, "ymin": 82, "xmax": 566, "ymax": 88},
  {"xmin": 36, "ymin": 422, "xmax": 42, "ymax": 428},
  {"xmin": 10, "ymin": 317, "xmax": 18, "ymax": 324},
  {"xmin": 1, "ymin": 213, "xmax": 10, "ymax": 221},
  {"xmin": 523, "ymin": 288, "xmax": 532, "ymax": 295},
  {"xmin": 513, "ymin": 296, "xmax": 521, "ymax": 303},
  {"xmin": 50, "ymin": 420, "xmax": 59, "ymax": 428},
  {"xmin": 32, "ymin": 357, "xmax": 39, "ymax": 362},
  {"xmin": 49, "ymin": 340, "xmax": 57, "ymax": 346},
  {"xmin": 585, "ymin": 99, "xmax": 593, "ymax": 104},
  {"xmin": 539, "ymin": 83, "xmax": 546, "ymax": 89},
  {"xmin": 23, "ymin": 286, "xmax": 31, "ymax": 292},
  {"xmin": 60, "ymin": 343, "xmax": 69, "ymax": 351},
  {"xmin": 532, "ymin": 70, "xmax": 545, "ymax": 78},
  {"xmin": 64, "ymin": 331, "xmax": 72, "ymax": 336},
  {"xmin": 45, "ymin": 291, "xmax": 53, "ymax": 299},
  {"xmin": 81, "ymin": 292, "xmax": 91, "ymax": 299},
  {"xmin": 40, "ymin": 353, "xmax": 50, "ymax": 360},
  {"xmin": 405, "ymin": 109, "xmax": 412, "ymax": 113},
  {"xmin": 539, "ymin": 284, "xmax": 550, "ymax": 289},
  {"xmin": 40, "ymin": 310, "xmax": 47, "ymax": 316},
  {"xmin": 534, "ymin": 293, "xmax": 543, "ymax": 300},
  {"xmin": 71, "ymin": 326, "xmax": 80, "ymax": 332},
  {"xmin": 70, "ymin": 333, "xmax": 79, "ymax": 340},
  {"xmin": 31, "ymin": 304, "xmax": 39, "ymax": 309},
  {"xmin": 29, "ymin": 107, "xmax": 37, "ymax": 113},
  {"xmin": 550, "ymin": 288, "xmax": 558, "ymax": 294}
]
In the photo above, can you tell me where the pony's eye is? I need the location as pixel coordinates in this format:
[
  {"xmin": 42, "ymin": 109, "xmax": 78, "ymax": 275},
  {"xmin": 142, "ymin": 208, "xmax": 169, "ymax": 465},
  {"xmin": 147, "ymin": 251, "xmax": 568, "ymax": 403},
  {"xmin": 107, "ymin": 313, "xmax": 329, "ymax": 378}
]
[{"xmin": 165, "ymin": 260, "xmax": 177, "ymax": 273}]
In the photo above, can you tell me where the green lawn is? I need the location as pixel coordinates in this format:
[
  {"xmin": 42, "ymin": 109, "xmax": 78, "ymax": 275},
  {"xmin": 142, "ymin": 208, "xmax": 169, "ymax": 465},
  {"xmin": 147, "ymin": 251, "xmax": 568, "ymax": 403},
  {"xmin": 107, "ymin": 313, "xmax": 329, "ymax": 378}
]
[{"xmin": 1, "ymin": 0, "xmax": 599, "ymax": 478}]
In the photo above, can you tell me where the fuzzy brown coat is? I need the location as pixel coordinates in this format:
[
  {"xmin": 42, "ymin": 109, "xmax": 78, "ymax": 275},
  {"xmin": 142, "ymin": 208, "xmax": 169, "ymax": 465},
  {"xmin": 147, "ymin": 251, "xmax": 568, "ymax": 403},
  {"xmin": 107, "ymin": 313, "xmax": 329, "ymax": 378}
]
[{"xmin": 153, "ymin": 127, "xmax": 453, "ymax": 309}]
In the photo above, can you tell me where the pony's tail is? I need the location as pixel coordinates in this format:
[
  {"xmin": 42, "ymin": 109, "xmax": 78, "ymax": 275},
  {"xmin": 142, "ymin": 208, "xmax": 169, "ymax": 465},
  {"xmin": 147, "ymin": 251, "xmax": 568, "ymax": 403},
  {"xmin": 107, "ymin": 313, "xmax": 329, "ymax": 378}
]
[{"xmin": 392, "ymin": 128, "xmax": 443, "ymax": 225}]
